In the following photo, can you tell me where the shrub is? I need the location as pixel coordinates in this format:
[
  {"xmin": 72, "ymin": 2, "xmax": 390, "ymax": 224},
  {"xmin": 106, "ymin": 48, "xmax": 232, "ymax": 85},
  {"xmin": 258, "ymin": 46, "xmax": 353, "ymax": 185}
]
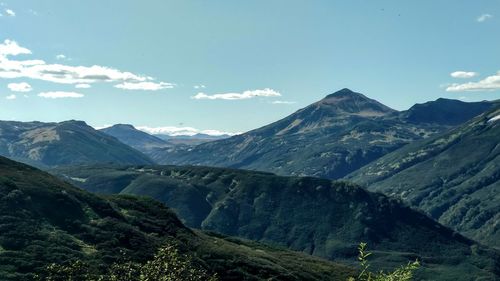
[
  {"xmin": 348, "ymin": 243, "xmax": 420, "ymax": 281},
  {"xmin": 37, "ymin": 243, "xmax": 218, "ymax": 281}
]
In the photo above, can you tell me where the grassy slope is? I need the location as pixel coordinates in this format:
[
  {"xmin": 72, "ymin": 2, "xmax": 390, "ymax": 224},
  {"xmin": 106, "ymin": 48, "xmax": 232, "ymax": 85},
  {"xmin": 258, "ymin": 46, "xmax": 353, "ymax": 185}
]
[
  {"xmin": 0, "ymin": 156, "xmax": 354, "ymax": 281},
  {"xmin": 53, "ymin": 165, "xmax": 500, "ymax": 280},
  {"xmin": 347, "ymin": 107, "xmax": 500, "ymax": 247}
]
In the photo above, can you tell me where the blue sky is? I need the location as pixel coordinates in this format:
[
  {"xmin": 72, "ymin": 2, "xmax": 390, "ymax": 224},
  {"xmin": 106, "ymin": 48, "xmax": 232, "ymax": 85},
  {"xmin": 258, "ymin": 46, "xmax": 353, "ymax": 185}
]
[{"xmin": 1, "ymin": 1, "xmax": 499, "ymax": 134}]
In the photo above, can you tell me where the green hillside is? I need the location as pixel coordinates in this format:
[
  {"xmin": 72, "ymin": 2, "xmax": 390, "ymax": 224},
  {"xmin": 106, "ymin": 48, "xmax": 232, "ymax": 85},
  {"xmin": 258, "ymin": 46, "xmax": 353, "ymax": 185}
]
[
  {"xmin": 0, "ymin": 156, "xmax": 355, "ymax": 281},
  {"xmin": 347, "ymin": 106, "xmax": 500, "ymax": 247},
  {"xmin": 54, "ymin": 164, "xmax": 500, "ymax": 280}
]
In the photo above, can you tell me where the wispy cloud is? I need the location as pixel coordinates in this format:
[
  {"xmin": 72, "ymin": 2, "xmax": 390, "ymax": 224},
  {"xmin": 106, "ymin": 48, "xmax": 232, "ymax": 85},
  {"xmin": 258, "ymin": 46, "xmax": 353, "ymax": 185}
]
[
  {"xmin": 477, "ymin": 14, "xmax": 493, "ymax": 22},
  {"xmin": 271, "ymin": 100, "xmax": 296, "ymax": 105},
  {"xmin": 192, "ymin": 88, "xmax": 281, "ymax": 100},
  {"xmin": 114, "ymin": 81, "xmax": 175, "ymax": 91},
  {"xmin": 450, "ymin": 71, "xmax": 478, "ymax": 79},
  {"xmin": 4, "ymin": 9, "xmax": 14, "ymax": 17},
  {"xmin": 193, "ymin": 84, "xmax": 206, "ymax": 89},
  {"xmin": 0, "ymin": 39, "xmax": 31, "ymax": 56},
  {"xmin": 75, "ymin": 83, "xmax": 91, "ymax": 89},
  {"xmin": 38, "ymin": 91, "xmax": 84, "ymax": 99},
  {"xmin": 446, "ymin": 71, "xmax": 500, "ymax": 92},
  {"xmin": 136, "ymin": 126, "xmax": 240, "ymax": 137},
  {"xmin": 0, "ymin": 39, "xmax": 174, "ymax": 91},
  {"xmin": 5, "ymin": 94, "xmax": 16, "ymax": 100},
  {"xmin": 7, "ymin": 82, "xmax": 32, "ymax": 92},
  {"xmin": 55, "ymin": 54, "xmax": 67, "ymax": 60}
]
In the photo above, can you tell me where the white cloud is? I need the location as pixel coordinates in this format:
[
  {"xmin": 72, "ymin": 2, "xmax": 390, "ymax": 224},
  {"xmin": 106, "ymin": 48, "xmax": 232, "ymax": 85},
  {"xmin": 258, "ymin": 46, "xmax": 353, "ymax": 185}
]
[
  {"xmin": 5, "ymin": 9, "xmax": 14, "ymax": 16},
  {"xmin": 75, "ymin": 83, "xmax": 91, "ymax": 88},
  {"xmin": 192, "ymin": 88, "xmax": 281, "ymax": 100},
  {"xmin": 446, "ymin": 71, "xmax": 500, "ymax": 92},
  {"xmin": 7, "ymin": 82, "xmax": 32, "ymax": 92},
  {"xmin": 55, "ymin": 54, "xmax": 66, "ymax": 60},
  {"xmin": 193, "ymin": 84, "xmax": 206, "ymax": 89},
  {"xmin": 114, "ymin": 81, "xmax": 175, "ymax": 91},
  {"xmin": 38, "ymin": 91, "xmax": 84, "ymax": 99},
  {"xmin": 450, "ymin": 71, "xmax": 478, "ymax": 79},
  {"xmin": 0, "ymin": 39, "xmax": 31, "ymax": 56},
  {"xmin": 136, "ymin": 126, "xmax": 239, "ymax": 137},
  {"xmin": 271, "ymin": 100, "xmax": 296, "ymax": 104},
  {"xmin": 0, "ymin": 39, "xmax": 174, "ymax": 89},
  {"xmin": 5, "ymin": 94, "xmax": 16, "ymax": 100},
  {"xmin": 477, "ymin": 14, "xmax": 493, "ymax": 22}
]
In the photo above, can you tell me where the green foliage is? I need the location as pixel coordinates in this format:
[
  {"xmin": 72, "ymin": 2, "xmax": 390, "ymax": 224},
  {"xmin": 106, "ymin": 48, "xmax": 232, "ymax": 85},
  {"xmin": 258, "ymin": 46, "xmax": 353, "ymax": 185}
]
[
  {"xmin": 0, "ymin": 156, "xmax": 356, "ymax": 281},
  {"xmin": 38, "ymin": 243, "xmax": 218, "ymax": 281},
  {"xmin": 53, "ymin": 164, "xmax": 500, "ymax": 280},
  {"xmin": 348, "ymin": 243, "xmax": 420, "ymax": 281}
]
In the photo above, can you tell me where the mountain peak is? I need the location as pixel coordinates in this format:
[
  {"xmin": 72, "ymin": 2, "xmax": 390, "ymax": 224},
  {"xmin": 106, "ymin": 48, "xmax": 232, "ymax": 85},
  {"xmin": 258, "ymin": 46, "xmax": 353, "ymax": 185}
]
[
  {"xmin": 109, "ymin": 124, "xmax": 137, "ymax": 130},
  {"xmin": 318, "ymin": 88, "xmax": 396, "ymax": 116},
  {"xmin": 59, "ymin": 120, "xmax": 89, "ymax": 127},
  {"xmin": 323, "ymin": 88, "xmax": 359, "ymax": 99}
]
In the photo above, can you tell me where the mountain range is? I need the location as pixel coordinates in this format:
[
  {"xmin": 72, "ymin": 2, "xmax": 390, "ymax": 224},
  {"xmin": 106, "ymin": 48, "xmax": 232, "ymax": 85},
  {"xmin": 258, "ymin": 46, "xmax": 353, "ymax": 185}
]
[
  {"xmin": 53, "ymin": 164, "xmax": 500, "ymax": 280},
  {"xmin": 0, "ymin": 120, "xmax": 153, "ymax": 168},
  {"xmin": 149, "ymin": 89, "xmax": 496, "ymax": 179},
  {"xmin": 2, "ymin": 88, "xmax": 499, "ymax": 280}
]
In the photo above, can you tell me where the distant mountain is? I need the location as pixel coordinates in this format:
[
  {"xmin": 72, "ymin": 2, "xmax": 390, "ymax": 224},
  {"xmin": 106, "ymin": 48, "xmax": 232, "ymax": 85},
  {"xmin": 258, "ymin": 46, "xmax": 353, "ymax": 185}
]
[
  {"xmin": 0, "ymin": 156, "xmax": 356, "ymax": 281},
  {"xmin": 152, "ymin": 89, "xmax": 491, "ymax": 179},
  {"xmin": 100, "ymin": 124, "xmax": 173, "ymax": 153},
  {"xmin": 346, "ymin": 105, "xmax": 500, "ymax": 247},
  {"xmin": 53, "ymin": 164, "xmax": 500, "ymax": 280},
  {"xmin": 0, "ymin": 120, "xmax": 153, "ymax": 168},
  {"xmin": 399, "ymin": 98, "xmax": 494, "ymax": 126},
  {"xmin": 155, "ymin": 133, "xmax": 232, "ymax": 145}
]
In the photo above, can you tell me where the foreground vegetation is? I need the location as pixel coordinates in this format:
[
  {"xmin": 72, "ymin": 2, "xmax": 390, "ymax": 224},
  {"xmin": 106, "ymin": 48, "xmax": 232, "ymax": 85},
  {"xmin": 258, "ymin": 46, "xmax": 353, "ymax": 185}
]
[
  {"xmin": 38, "ymin": 243, "xmax": 218, "ymax": 281},
  {"xmin": 348, "ymin": 243, "xmax": 419, "ymax": 281},
  {"xmin": 38, "ymin": 242, "xmax": 420, "ymax": 281}
]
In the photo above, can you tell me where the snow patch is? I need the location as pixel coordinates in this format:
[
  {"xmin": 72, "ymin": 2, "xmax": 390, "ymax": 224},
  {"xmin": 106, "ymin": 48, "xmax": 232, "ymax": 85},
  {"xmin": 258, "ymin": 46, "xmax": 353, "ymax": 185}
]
[{"xmin": 488, "ymin": 115, "xmax": 500, "ymax": 123}]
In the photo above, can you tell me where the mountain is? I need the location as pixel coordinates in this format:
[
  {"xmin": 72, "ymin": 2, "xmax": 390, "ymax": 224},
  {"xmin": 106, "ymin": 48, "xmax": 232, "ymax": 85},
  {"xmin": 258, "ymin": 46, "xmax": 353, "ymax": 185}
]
[
  {"xmin": 346, "ymin": 105, "xmax": 500, "ymax": 247},
  {"xmin": 151, "ymin": 89, "xmax": 491, "ymax": 179},
  {"xmin": 0, "ymin": 120, "xmax": 154, "ymax": 168},
  {"xmin": 100, "ymin": 124, "xmax": 173, "ymax": 154},
  {"xmin": 399, "ymin": 98, "xmax": 493, "ymax": 126},
  {"xmin": 53, "ymin": 164, "xmax": 500, "ymax": 280},
  {"xmin": 155, "ymin": 133, "xmax": 232, "ymax": 146},
  {"xmin": 0, "ymin": 156, "xmax": 355, "ymax": 281}
]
